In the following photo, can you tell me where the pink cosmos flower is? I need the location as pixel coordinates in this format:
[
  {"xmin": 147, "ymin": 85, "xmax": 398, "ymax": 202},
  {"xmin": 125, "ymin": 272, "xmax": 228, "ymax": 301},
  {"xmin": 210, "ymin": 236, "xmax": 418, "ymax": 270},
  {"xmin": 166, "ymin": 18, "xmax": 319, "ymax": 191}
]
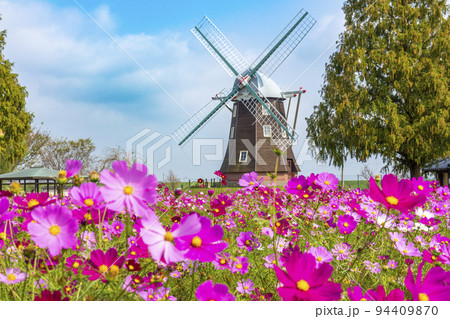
[
  {"xmin": 405, "ymin": 262, "xmax": 450, "ymax": 301},
  {"xmin": 236, "ymin": 231, "xmax": 261, "ymax": 251},
  {"xmin": 175, "ymin": 216, "xmax": 228, "ymax": 262},
  {"xmin": 140, "ymin": 213, "xmax": 201, "ymax": 264},
  {"xmin": 111, "ymin": 220, "xmax": 125, "ymax": 236},
  {"xmin": 337, "ymin": 214, "xmax": 357, "ymax": 234},
  {"xmin": 210, "ymin": 194, "xmax": 232, "ymax": 217},
  {"xmin": 65, "ymin": 159, "xmax": 82, "ymax": 178},
  {"xmin": 231, "ymin": 256, "xmax": 249, "ymax": 275},
  {"xmin": 316, "ymin": 172, "xmax": 339, "ymax": 191},
  {"xmin": 332, "ymin": 243, "xmax": 351, "ymax": 260},
  {"xmin": 100, "ymin": 161, "xmax": 158, "ymax": 217},
  {"xmin": 0, "ymin": 197, "xmax": 15, "ymax": 222},
  {"xmin": 28, "ymin": 205, "xmax": 79, "ymax": 257},
  {"xmin": 237, "ymin": 279, "xmax": 255, "ymax": 294},
  {"xmin": 239, "ymin": 172, "xmax": 263, "ymax": 190},
  {"xmin": 195, "ymin": 280, "xmax": 235, "ymax": 301},
  {"xmin": 308, "ymin": 246, "xmax": 333, "ymax": 265},
  {"xmin": 70, "ymin": 182, "xmax": 104, "ymax": 210},
  {"xmin": 411, "ymin": 176, "xmax": 433, "ymax": 197},
  {"xmin": 368, "ymin": 174, "xmax": 427, "ymax": 213},
  {"xmin": 274, "ymin": 251, "xmax": 342, "ymax": 301},
  {"xmin": 348, "ymin": 285, "xmax": 404, "ymax": 301},
  {"xmin": 34, "ymin": 289, "xmax": 69, "ymax": 301},
  {"xmin": 82, "ymin": 248, "xmax": 125, "ymax": 282},
  {"xmin": 388, "ymin": 259, "xmax": 398, "ymax": 269},
  {"xmin": 0, "ymin": 268, "xmax": 27, "ymax": 284},
  {"xmin": 14, "ymin": 192, "xmax": 56, "ymax": 211},
  {"xmin": 395, "ymin": 241, "xmax": 421, "ymax": 257}
]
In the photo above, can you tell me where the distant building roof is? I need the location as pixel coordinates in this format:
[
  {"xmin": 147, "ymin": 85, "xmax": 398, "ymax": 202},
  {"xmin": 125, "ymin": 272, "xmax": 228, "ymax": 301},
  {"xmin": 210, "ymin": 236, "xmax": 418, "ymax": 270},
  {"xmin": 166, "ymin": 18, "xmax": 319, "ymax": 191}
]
[
  {"xmin": 424, "ymin": 158, "xmax": 450, "ymax": 172},
  {"xmin": 0, "ymin": 167, "xmax": 59, "ymax": 180}
]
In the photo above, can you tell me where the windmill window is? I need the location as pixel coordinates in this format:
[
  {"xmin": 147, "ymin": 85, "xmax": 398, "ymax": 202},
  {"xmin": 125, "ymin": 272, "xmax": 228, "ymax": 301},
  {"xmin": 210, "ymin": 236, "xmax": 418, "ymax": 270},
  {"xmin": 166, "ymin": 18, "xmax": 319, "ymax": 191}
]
[
  {"xmin": 232, "ymin": 105, "xmax": 237, "ymax": 117},
  {"xmin": 239, "ymin": 151, "xmax": 248, "ymax": 163},
  {"xmin": 261, "ymin": 104, "xmax": 269, "ymax": 116},
  {"xmin": 230, "ymin": 126, "xmax": 235, "ymax": 139},
  {"xmin": 263, "ymin": 125, "xmax": 272, "ymax": 137}
]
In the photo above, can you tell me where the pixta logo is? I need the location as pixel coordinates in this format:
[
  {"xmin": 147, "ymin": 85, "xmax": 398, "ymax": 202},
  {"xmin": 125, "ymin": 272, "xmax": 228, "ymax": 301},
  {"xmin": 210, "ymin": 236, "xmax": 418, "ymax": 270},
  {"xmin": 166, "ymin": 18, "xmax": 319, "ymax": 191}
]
[{"xmin": 126, "ymin": 129, "xmax": 172, "ymax": 174}]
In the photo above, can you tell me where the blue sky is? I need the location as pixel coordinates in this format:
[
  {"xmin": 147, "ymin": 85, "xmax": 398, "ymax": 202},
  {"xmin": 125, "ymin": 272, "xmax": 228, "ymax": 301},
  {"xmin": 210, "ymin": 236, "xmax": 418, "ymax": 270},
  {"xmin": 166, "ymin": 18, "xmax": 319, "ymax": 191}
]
[{"xmin": 0, "ymin": 0, "xmax": 386, "ymax": 180}]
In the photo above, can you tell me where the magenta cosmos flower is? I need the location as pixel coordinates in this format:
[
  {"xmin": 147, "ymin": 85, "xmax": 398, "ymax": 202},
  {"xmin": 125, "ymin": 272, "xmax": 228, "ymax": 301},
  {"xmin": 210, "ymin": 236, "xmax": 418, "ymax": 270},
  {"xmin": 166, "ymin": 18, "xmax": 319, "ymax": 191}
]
[
  {"xmin": 368, "ymin": 174, "xmax": 427, "ymax": 213},
  {"xmin": 274, "ymin": 251, "xmax": 342, "ymax": 301},
  {"xmin": 140, "ymin": 213, "xmax": 201, "ymax": 264},
  {"xmin": 175, "ymin": 216, "xmax": 228, "ymax": 262},
  {"xmin": 28, "ymin": 205, "xmax": 79, "ymax": 257},
  {"xmin": 195, "ymin": 280, "xmax": 235, "ymax": 301},
  {"xmin": 82, "ymin": 248, "xmax": 125, "ymax": 282},
  {"xmin": 34, "ymin": 289, "xmax": 69, "ymax": 301},
  {"xmin": 100, "ymin": 161, "xmax": 158, "ymax": 217},
  {"xmin": 285, "ymin": 175, "xmax": 313, "ymax": 199},
  {"xmin": 65, "ymin": 159, "xmax": 82, "ymax": 178},
  {"xmin": 239, "ymin": 172, "xmax": 263, "ymax": 190},
  {"xmin": 70, "ymin": 182, "xmax": 104, "ymax": 210},
  {"xmin": 0, "ymin": 268, "xmax": 27, "ymax": 284},
  {"xmin": 405, "ymin": 262, "xmax": 450, "ymax": 301},
  {"xmin": 14, "ymin": 192, "xmax": 56, "ymax": 211},
  {"xmin": 316, "ymin": 172, "xmax": 339, "ymax": 191},
  {"xmin": 236, "ymin": 231, "xmax": 261, "ymax": 251},
  {"xmin": 337, "ymin": 214, "xmax": 357, "ymax": 235}
]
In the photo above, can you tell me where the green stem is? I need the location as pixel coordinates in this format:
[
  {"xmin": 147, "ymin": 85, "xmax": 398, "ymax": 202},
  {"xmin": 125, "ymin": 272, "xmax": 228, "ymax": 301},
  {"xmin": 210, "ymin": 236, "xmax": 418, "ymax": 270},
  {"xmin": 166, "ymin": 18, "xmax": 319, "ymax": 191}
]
[{"xmin": 188, "ymin": 261, "xmax": 197, "ymax": 301}]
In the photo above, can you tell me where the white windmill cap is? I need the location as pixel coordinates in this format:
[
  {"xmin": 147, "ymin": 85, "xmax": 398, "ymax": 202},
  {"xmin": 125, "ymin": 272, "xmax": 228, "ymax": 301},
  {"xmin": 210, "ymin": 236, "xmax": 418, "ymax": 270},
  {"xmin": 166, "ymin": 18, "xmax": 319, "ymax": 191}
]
[{"xmin": 233, "ymin": 70, "xmax": 283, "ymax": 99}]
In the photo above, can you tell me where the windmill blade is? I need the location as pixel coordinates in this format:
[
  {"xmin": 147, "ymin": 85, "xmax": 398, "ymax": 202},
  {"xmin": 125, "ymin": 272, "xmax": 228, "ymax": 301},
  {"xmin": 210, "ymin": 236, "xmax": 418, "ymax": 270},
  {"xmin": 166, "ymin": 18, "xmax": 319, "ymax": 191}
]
[
  {"xmin": 192, "ymin": 16, "xmax": 250, "ymax": 77},
  {"xmin": 172, "ymin": 86, "xmax": 240, "ymax": 146},
  {"xmin": 249, "ymin": 9, "xmax": 316, "ymax": 78},
  {"xmin": 239, "ymin": 82, "xmax": 299, "ymax": 151}
]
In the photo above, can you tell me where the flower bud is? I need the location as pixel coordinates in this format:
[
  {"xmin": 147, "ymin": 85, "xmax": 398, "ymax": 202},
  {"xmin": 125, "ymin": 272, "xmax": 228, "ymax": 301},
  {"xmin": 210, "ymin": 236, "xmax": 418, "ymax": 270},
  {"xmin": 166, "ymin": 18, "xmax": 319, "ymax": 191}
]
[
  {"xmin": 10, "ymin": 181, "xmax": 21, "ymax": 194},
  {"xmin": 89, "ymin": 171, "xmax": 100, "ymax": 182},
  {"xmin": 58, "ymin": 170, "xmax": 67, "ymax": 184},
  {"xmin": 72, "ymin": 174, "xmax": 84, "ymax": 187},
  {"xmin": 0, "ymin": 128, "xmax": 4, "ymax": 138}
]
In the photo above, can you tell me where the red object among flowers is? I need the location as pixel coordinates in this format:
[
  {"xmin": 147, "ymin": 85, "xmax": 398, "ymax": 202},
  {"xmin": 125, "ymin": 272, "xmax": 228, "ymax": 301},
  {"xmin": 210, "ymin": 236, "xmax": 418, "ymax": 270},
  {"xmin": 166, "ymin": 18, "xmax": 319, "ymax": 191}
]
[
  {"xmin": 82, "ymin": 248, "xmax": 125, "ymax": 282},
  {"xmin": 34, "ymin": 289, "xmax": 69, "ymax": 301}
]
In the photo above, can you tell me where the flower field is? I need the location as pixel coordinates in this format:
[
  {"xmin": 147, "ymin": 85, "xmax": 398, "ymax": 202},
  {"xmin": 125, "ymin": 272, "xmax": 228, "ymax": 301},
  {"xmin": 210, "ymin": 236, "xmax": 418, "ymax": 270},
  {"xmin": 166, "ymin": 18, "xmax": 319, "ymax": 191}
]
[{"xmin": 0, "ymin": 159, "xmax": 449, "ymax": 301}]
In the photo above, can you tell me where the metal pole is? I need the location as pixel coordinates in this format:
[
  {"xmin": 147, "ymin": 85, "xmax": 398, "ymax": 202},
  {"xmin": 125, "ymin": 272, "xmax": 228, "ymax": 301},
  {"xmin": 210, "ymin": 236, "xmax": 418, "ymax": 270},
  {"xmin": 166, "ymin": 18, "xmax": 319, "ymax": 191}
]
[
  {"xmin": 293, "ymin": 93, "xmax": 302, "ymax": 132},
  {"xmin": 286, "ymin": 97, "xmax": 292, "ymax": 121}
]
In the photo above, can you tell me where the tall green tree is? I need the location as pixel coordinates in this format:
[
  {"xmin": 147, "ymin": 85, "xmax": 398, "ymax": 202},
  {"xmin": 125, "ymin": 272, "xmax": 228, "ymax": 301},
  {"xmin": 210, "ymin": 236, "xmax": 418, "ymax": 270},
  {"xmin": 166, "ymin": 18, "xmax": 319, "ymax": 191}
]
[
  {"xmin": 0, "ymin": 20, "xmax": 33, "ymax": 173},
  {"xmin": 306, "ymin": 0, "xmax": 449, "ymax": 178}
]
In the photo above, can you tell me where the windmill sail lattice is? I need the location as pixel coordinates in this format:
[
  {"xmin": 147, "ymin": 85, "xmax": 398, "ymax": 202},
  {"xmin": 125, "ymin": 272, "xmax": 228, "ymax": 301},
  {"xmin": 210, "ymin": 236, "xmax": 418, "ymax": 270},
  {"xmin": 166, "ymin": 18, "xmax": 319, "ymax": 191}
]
[
  {"xmin": 250, "ymin": 9, "xmax": 316, "ymax": 77},
  {"xmin": 192, "ymin": 16, "xmax": 249, "ymax": 77}
]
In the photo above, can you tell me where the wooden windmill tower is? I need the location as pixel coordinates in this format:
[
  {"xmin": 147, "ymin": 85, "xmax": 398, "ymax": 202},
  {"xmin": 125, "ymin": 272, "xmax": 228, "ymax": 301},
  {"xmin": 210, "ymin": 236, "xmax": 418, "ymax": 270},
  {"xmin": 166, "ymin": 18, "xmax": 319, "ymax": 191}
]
[{"xmin": 172, "ymin": 9, "xmax": 316, "ymax": 184}]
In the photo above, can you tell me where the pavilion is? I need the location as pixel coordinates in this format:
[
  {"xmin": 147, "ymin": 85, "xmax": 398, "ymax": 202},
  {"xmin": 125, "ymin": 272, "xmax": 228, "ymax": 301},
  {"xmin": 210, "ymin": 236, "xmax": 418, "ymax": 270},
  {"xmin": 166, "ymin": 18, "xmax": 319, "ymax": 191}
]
[
  {"xmin": 424, "ymin": 158, "xmax": 449, "ymax": 187},
  {"xmin": 0, "ymin": 167, "xmax": 59, "ymax": 194}
]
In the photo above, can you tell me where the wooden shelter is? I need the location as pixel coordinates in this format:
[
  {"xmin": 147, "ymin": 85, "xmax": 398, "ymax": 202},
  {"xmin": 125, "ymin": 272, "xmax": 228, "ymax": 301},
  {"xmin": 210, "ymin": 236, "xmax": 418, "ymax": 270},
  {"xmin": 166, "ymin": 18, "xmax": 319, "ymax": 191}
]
[
  {"xmin": 0, "ymin": 167, "xmax": 59, "ymax": 194},
  {"xmin": 424, "ymin": 158, "xmax": 450, "ymax": 186}
]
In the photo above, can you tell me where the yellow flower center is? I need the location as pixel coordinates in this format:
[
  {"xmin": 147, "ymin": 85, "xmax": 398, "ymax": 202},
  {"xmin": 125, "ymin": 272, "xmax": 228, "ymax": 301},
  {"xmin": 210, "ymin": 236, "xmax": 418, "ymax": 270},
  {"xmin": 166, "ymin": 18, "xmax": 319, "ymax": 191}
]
[
  {"xmin": 403, "ymin": 249, "xmax": 408, "ymax": 254},
  {"xmin": 249, "ymin": 181, "xmax": 254, "ymax": 186},
  {"xmin": 296, "ymin": 280, "xmax": 310, "ymax": 291},
  {"xmin": 7, "ymin": 274, "xmax": 16, "ymax": 281},
  {"xmin": 386, "ymin": 196, "xmax": 399, "ymax": 205},
  {"xmin": 219, "ymin": 259, "xmax": 227, "ymax": 265},
  {"xmin": 131, "ymin": 251, "xmax": 136, "ymax": 255},
  {"xmin": 418, "ymin": 185, "xmax": 424, "ymax": 191},
  {"xmin": 418, "ymin": 293, "xmax": 429, "ymax": 301},
  {"xmin": 123, "ymin": 186, "xmax": 134, "ymax": 195},
  {"xmin": 344, "ymin": 222, "xmax": 349, "ymax": 227},
  {"xmin": 84, "ymin": 213, "xmax": 92, "ymax": 220},
  {"xmin": 99, "ymin": 265, "xmax": 108, "ymax": 273},
  {"xmin": 73, "ymin": 262, "xmax": 80, "ymax": 268},
  {"xmin": 296, "ymin": 185, "xmax": 302, "ymax": 190},
  {"xmin": 244, "ymin": 286, "xmax": 248, "ymax": 290},
  {"xmin": 303, "ymin": 194, "xmax": 309, "ymax": 199},
  {"xmin": 164, "ymin": 232, "xmax": 174, "ymax": 242},
  {"xmin": 84, "ymin": 198, "xmax": 94, "ymax": 207},
  {"xmin": 339, "ymin": 249, "xmax": 344, "ymax": 254},
  {"xmin": 431, "ymin": 256, "xmax": 437, "ymax": 261},
  {"xmin": 361, "ymin": 298, "xmax": 367, "ymax": 301},
  {"xmin": 0, "ymin": 232, "xmax": 6, "ymax": 240},
  {"xmin": 317, "ymin": 256, "xmax": 322, "ymax": 262},
  {"xmin": 191, "ymin": 236, "xmax": 202, "ymax": 247},
  {"xmin": 49, "ymin": 225, "xmax": 61, "ymax": 236},
  {"xmin": 275, "ymin": 222, "xmax": 281, "ymax": 227},
  {"xmin": 324, "ymin": 180, "xmax": 330, "ymax": 185},
  {"xmin": 109, "ymin": 265, "xmax": 119, "ymax": 276},
  {"xmin": 221, "ymin": 201, "xmax": 225, "ymax": 205},
  {"xmin": 28, "ymin": 199, "xmax": 40, "ymax": 209},
  {"xmin": 236, "ymin": 264, "xmax": 243, "ymax": 269},
  {"xmin": 245, "ymin": 240, "xmax": 251, "ymax": 246}
]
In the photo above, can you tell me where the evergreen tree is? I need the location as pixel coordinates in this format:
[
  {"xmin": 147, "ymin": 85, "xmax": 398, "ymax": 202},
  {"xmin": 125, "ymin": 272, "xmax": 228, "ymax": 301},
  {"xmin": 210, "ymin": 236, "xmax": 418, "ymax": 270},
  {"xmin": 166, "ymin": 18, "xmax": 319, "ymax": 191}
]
[{"xmin": 306, "ymin": 0, "xmax": 449, "ymax": 178}]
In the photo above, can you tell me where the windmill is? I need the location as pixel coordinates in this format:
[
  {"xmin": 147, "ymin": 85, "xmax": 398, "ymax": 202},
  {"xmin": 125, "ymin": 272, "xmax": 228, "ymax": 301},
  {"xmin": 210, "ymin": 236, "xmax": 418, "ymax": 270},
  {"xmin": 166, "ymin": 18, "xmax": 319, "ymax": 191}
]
[{"xmin": 172, "ymin": 9, "xmax": 316, "ymax": 184}]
